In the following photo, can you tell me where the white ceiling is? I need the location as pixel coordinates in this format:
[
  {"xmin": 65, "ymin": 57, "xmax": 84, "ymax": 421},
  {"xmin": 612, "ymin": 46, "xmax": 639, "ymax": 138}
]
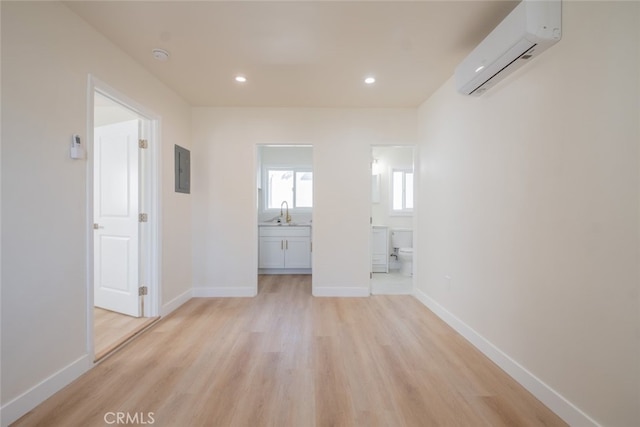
[{"xmin": 66, "ymin": 1, "xmax": 518, "ymax": 108}]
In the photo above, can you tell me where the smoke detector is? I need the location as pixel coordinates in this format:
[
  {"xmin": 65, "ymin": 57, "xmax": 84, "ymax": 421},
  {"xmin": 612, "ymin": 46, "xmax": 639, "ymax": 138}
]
[{"xmin": 152, "ymin": 48, "xmax": 170, "ymax": 61}]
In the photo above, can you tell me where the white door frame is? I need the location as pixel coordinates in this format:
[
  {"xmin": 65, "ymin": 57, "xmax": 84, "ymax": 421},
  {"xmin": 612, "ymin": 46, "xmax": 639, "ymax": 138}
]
[
  {"xmin": 369, "ymin": 144, "xmax": 417, "ymax": 295},
  {"xmin": 86, "ymin": 75, "xmax": 162, "ymax": 358},
  {"xmin": 255, "ymin": 144, "xmax": 314, "ymax": 294}
]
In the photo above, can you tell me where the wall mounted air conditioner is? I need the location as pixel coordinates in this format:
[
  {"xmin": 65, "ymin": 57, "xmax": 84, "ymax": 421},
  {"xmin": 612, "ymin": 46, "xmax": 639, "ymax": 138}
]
[{"xmin": 455, "ymin": 0, "xmax": 562, "ymax": 96}]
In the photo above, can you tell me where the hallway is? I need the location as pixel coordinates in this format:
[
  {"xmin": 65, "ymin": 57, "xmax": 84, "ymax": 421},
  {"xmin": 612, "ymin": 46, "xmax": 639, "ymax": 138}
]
[{"xmin": 14, "ymin": 275, "xmax": 564, "ymax": 427}]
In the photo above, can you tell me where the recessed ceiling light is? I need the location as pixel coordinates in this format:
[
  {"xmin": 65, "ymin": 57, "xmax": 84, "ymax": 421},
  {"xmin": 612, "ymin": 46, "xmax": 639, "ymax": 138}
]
[
  {"xmin": 235, "ymin": 76, "xmax": 247, "ymax": 83},
  {"xmin": 475, "ymin": 65, "xmax": 485, "ymax": 73},
  {"xmin": 364, "ymin": 77, "xmax": 376, "ymax": 85},
  {"xmin": 152, "ymin": 48, "xmax": 170, "ymax": 61}
]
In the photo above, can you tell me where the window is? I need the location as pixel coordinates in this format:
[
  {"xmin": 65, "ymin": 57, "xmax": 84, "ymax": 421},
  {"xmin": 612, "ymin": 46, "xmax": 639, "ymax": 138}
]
[
  {"xmin": 392, "ymin": 169, "xmax": 413, "ymax": 212},
  {"xmin": 266, "ymin": 168, "xmax": 313, "ymax": 209}
]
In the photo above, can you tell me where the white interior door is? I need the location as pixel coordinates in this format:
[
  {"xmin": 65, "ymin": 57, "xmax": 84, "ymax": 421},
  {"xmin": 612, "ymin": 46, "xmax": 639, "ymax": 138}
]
[{"xmin": 94, "ymin": 119, "xmax": 140, "ymax": 317}]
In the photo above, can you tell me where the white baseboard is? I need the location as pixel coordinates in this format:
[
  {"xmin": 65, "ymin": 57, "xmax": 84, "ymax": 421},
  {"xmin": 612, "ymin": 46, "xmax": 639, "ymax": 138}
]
[
  {"xmin": 1, "ymin": 355, "xmax": 93, "ymax": 427},
  {"xmin": 161, "ymin": 288, "xmax": 193, "ymax": 317},
  {"xmin": 413, "ymin": 289, "xmax": 600, "ymax": 427},
  {"xmin": 1, "ymin": 289, "xmax": 194, "ymax": 427},
  {"xmin": 312, "ymin": 286, "xmax": 370, "ymax": 297},
  {"xmin": 192, "ymin": 286, "xmax": 257, "ymax": 297}
]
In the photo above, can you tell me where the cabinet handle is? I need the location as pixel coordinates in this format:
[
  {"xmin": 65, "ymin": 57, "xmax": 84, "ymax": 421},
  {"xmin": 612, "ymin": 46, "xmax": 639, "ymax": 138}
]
[
  {"xmin": 285, "ymin": 240, "xmax": 288, "ymax": 250},
  {"xmin": 281, "ymin": 240, "xmax": 284, "ymax": 250}
]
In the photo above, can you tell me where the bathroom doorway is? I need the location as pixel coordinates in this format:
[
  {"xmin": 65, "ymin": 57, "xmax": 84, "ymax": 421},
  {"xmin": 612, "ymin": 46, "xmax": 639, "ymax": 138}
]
[
  {"xmin": 370, "ymin": 145, "xmax": 415, "ymax": 295},
  {"xmin": 90, "ymin": 82, "xmax": 160, "ymax": 360},
  {"xmin": 256, "ymin": 145, "xmax": 314, "ymax": 294}
]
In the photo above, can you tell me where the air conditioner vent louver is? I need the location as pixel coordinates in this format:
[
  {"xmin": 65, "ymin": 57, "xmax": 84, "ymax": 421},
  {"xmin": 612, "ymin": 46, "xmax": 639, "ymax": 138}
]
[
  {"xmin": 455, "ymin": 0, "xmax": 562, "ymax": 96},
  {"xmin": 469, "ymin": 44, "xmax": 538, "ymax": 96}
]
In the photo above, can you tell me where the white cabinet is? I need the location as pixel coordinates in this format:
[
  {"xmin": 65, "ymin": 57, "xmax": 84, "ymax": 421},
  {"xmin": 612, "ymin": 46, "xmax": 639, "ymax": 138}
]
[
  {"xmin": 259, "ymin": 226, "xmax": 311, "ymax": 271},
  {"xmin": 259, "ymin": 237, "xmax": 287, "ymax": 268},
  {"xmin": 282, "ymin": 237, "xmax": 312, "ymax": 268},
  {"xmin": 371, "ymin": 226, "xmax": 389, "ymax": 273}
]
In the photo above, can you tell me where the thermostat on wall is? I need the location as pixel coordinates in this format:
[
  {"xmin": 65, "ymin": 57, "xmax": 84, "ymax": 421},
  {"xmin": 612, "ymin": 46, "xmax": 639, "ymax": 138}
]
[{"xmin": 70, "ymin": 134, "xmax": 85, "ymax": 159}]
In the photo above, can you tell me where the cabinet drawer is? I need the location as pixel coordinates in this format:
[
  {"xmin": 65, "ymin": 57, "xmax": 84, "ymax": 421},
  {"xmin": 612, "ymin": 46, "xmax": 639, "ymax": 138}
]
[{"xmin": 259, "ymin": 226, "xmax": 310, "ymax": 237}]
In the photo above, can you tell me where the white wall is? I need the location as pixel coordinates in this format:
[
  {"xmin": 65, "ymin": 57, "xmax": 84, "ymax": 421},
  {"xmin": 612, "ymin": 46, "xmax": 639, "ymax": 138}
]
[
  {"xmin": 3, "ymin": 1, "xmax": 637, "ymax": 426},
  {"xmin": 260, "ymin": 145, "xmax": 313, "ymax": 166},
  {"xmin": 192, "ymin": 108, "xmax": 416, "ymax": 297},
  {"xmin": 0, "ymin": 2, "xmax": 192, "ymax": 423},
  {"xmin": 416, "ymin": 2, "xmax": 639, "ymax": 426}
]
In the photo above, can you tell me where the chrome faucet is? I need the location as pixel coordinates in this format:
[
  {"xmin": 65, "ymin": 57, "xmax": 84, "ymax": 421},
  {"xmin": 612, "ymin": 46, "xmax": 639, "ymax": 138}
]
[{"xmin": 280, "ymin": 201, "xmax": 291, "ymax": 223}]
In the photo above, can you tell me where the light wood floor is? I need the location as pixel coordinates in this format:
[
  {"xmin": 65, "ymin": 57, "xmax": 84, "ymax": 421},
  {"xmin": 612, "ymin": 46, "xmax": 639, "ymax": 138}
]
[
  {"xmin": 15, "ymin": 275, "xmax": 566, "ymax": 427},
  {"xmin": 94, "ymin": 307, "xmax": 158, "ymax": 361}
]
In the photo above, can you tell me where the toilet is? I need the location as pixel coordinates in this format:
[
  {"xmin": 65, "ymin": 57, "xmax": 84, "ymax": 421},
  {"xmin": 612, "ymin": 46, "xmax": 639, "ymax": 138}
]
[{"xmin": 391, "ymin": 229, "xmax": 413, "ymax": 276}]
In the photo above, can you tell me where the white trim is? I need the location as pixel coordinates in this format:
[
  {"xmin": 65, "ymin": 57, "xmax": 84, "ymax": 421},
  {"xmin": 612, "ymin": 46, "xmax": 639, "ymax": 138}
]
[
  {"xmin": 86, "ymin": 74, "xmax": 162, "ymax": 320},
  {"xmin": 86, "ymin": 75, "xmax": 162, "ymax": 355},
  {"xmin": 161, "ymin": 289, "xmax": 193, "ymax": 317},
  {"xmin": 413, "ymin": 289, "xmax": 601, "ymax": 427},
  {"xmin": 192, "ymin": 286, "xmax": 257, "ymax": 298},
  {"xmin": 90, "ymin": 76, "xmax": 159, "ymax": 120},
  {"xmin": 312, "ymin": 286, "xmax": 370, "ymax": 297},
  {"xmin": 0, "ymin": 356, "xmax": 92, "ymax": 427},
  {"xmin": 85, "ymin": 83, "xmax": 96, "ymax": 363},
  {"xmin": 369, "ymin": 144, "xmax": 418, "ymax": 297},
  {"xmin": 148, "ymin": 116, "xmax": 162, "ymax": 318}
]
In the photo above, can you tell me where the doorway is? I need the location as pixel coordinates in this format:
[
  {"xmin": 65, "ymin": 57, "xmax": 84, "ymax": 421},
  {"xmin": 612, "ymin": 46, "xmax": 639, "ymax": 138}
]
[
  {"xmin": 90, "ymin": 81, "xmax": 159, "ymax": 360},
  {"xmin": 256, "ymin": 145, "xmax": 314, "ymax": 294},
  {"xmin": 370, "ymin": 145, "xmax": 415, "ymax": 295}
]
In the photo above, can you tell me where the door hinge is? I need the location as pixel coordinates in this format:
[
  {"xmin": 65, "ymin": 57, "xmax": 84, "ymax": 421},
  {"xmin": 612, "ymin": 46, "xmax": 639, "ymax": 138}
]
[
  {"xmin": 139, "ymin": 213, "xmax": 148, "ymax": 222},
  {"xmin": 139, "ymin": 139, "xmax": 148, "ymax": 149},
  {"xmin": 139, "ymin": 286, "xmax": 148, "ymax": 296}
]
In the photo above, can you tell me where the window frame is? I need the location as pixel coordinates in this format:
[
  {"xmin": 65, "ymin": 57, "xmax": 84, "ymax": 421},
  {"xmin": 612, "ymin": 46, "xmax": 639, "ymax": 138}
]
[
  {"xmin": 390, "ymin": 168, "xmax": 414, "ymax": 215},
  {"xmin": 262, "ymin": 165, "xmax": 313, "ymax": 213}
]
